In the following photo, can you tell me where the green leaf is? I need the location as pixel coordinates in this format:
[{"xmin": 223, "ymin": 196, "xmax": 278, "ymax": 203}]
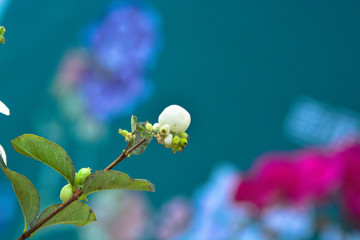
[
  {"xmin": 140, "ymin": 130, "xmax": 153, "ymax": 140},
  {"xmin": 11, "ymin": 134, "xmax": 75, "ymax": 185},
  {"xmin": 0, "ymin": 26, "xmax": 5, "ymax": 44},
  {"xmin": 129, "ymin": 123, "xmax": 152, "ymax": 155},
  {"xmin": 130, "ymin": 134, "xmax": 151, "ymax": 155},
  {"xmin": 33, "ymin": 201, "xmax": 96, "ymax": 232},
  {"xmin": 0, "ymin": 155, "xmax": 40, "ymax": 232},
  {"xmin": 131, "ymin": 115, "xmax": 138, "ymax": 132},
  {"xmin": 82, "ymin": 170, "xmax": 155, "ymax": 197}
]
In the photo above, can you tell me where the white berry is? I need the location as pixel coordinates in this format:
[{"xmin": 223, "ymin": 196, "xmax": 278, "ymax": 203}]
[
  {"xmin": 158, "ymin": 105, "xmax": 191, "ymax": 133},
  {"xmin": 164, "ymin": 134, "xmax": 173, "ymax": 145}
]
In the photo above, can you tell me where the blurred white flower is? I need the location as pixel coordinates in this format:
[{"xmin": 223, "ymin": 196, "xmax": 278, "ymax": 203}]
[
  {"xmin": 0, "ymin": 100, "xmax": 10, "ymax": 116},
  {"xmin": 158, "ymin": 105, "xmax": 190, "ymax": 134},
  {"xmin": 1, "ymin": 100, "xmax": 10, "ymax": 166},
  {"xmin": 0, "ymin": 145, "xmax": 7, "ymax": 166}
]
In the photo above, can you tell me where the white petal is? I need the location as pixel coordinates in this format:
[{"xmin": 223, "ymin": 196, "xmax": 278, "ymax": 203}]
[
  {"xmin": 0, "ymin": 145, "xmax": 7, "ymax": 166},
  {"xmin": 0, "ymin": 101, "xmax": 10, "ymax": 116}
]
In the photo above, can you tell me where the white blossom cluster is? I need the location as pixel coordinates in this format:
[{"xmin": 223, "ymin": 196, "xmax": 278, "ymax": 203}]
[{"xmin": 152, "ymin": 105, "xmax": 190, "ymax": 153}]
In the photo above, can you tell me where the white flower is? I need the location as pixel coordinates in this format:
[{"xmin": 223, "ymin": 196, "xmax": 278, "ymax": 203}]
[
  {"xmin": 158, "ymin": 105, "xmax": 190, "ymax": 133},
  {"xmin": 164, "ymin": 134, "xmax": 173, "ymax": 145},
  {"xmin": 153, "ymin": 123, "xmax": 160, "ymax": 130},
  {"xmin": 0, "ymin": 100, "xmax": 10, "ymax": 166},
  {"xmin": 160, "ymin": 124, "xmax": 170, "ymax": 135},
  {"xmin": 0, "ymin": 100, "xmax": 10, "ymax": 116},
  {"xmin": 0, "ymin": 145, "xmax": 7, "ymax": 166}
]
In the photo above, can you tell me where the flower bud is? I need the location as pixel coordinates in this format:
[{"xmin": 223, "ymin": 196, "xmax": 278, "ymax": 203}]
[
  {"xmin": 173, "ymin": 145, "xmax": 182, "ymax": 153},
  {"xmin": 146, "ymin": 123, "xmax": 153, "ymax": 131},
  {"xmin": 153, "ymin": 123, "xmax": 160, "ymax": 130},
  {"xmin": 60, "ymin": 184, "xmax": 73, "ymax": 203},
  {"xmin": 76, "ymin": 167, "xmax": 91, "ymax": 185},
  {"xmin": 160, "ymin": 124, "xmax": 170, "ymax": 135},
  {"xmin": 180, "ymin": 138, "xmax": 188, "ymax": 146},
  {"xmin": 172, "ymin": 136, "xmax": 180, "ymax": 146},
  {"xmin": 158, "ymin": 105, "xmax": 190, "ymax": 133},
  {"xmin": 119, "ymin": 129, "xmax": 129, "ymax": 137},
  {"xmin": 164, "ymin": 134, "xmax": 173, "ymax": 145},
  {"xmin": 178, "ymin": 132, "xmax": 188, "ymax": 139}
]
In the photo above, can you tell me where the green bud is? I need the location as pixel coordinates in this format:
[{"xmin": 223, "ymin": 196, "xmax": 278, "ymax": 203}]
[
  {"xmin": 60, "ymin": 184, "xmax": 73, "ymax": 203},
  {"xmin": 119, "ymin": 129, "xmax": 129, "ymax": 137},
  {"xmin": 76, "ymin": 167, "xmax": 91, "ymax": 185},
  {"xmin": 172, "ymin": 136, "xmax": 180, "ymax": 145},
  {"xmin": 178, "ymin": 132, "xmax": 188, "ymax": 139},
  {"xmin": 146, "ymin": 123, "xmax": 153, "ymax": 131},
  {"xmin": 172, "ymin": 145, "xmax": 182, "ymax": 153},
  {"xmin": 74, "ymin": 174, "xmax": 80, "ymax": 186},
  {"xmin": 180, "ymin": 138, "xmax": 188, "ymax": 146},
  {"xmin": 125, "ymin": 133, "xmax": 134, "ymax": 142}
]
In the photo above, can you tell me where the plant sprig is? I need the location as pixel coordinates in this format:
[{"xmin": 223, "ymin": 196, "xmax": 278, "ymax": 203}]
[
  {"xmin": 0, "ymin": 105, "xmax": 191, "ymax": 240},
  {"xmin": 0, "ymin": 26, "xmax": 191, "ymax": 238},
  {"xmin": 15, "ymin": 135, "xmax": 149, "ymax": 240}
]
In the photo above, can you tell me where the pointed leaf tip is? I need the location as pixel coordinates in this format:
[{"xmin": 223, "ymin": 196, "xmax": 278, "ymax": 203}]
[
  {"xmin": 11, "ymin": 134, "xmax": 75, "ymax": 185},
  {"xmin": 0, "ymin": 165, "xmax": 40, "ymax": 231}
]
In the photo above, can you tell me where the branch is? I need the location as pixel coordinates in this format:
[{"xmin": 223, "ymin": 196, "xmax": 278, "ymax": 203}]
[
  {"xmin": 17, "ymin": 138, "xmax": 147, "ymax": 240},
  {"xmin": 105, "ymin": 138, "xmax": 146, "ymax": 171}
]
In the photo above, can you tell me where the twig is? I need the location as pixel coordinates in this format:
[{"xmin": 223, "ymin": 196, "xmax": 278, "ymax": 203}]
[
  {"xmin": 17, "ymin": 138, "xmax": 147, "ymax": 240},
  {"xmin": 105, "ymin": 138, "xmax": 146, "ymax": 171}
]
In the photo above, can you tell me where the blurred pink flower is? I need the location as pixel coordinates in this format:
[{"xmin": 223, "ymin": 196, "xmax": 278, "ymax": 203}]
[
  {"xmin": 295, "ymin": 149, "xmax": 342, "ymax": 203},
  {"xmin": 233, "ymin": 148, "xmax": 343, "ymax": 208},
  {"xmin": 335, "ymin": 144, "xmax": 360, "ymax": 226},
  {"xmin": 342, "ymin": 189, "xmax": 360, "ymax": 227},
  {"xmin": 254, "ymin": 153, "xmax": 301, "ymax": 204},
  {"xmin": 233, "ymin": 176, "xmax": 270, "ymax": 209},
  {"xmin": 337, "ymin": 144, "xmax": 360, "ymax": 193}
]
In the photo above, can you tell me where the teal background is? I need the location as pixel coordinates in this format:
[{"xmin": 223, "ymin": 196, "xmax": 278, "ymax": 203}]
[{"xmin": 1, "ymin": 1, "xmax": 360, "ymax": 239}]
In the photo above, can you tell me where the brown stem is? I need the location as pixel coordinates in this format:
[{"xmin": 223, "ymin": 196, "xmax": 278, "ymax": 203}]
[
  {"xmin": 105, "ymin": 138, "xmax": 146, "ymax": 171},
  {"xmin": 17, "ymin": 138, "xmax": 147, "ymax": 240},
  {"xmin": 17, "ymin": 189, "xmax": 83, "ymax": 240}
]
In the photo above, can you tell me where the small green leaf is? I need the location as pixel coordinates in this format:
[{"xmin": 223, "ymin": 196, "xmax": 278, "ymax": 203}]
[
  {"xmin": 82, "ymin": 170, "xmax": 155, "ymax": 197},
  {"xmin": 11, "ymin": 134, "xmax": 75, "ymax": 185},
  {"xmin": 140, "ymin": 130, "xmax": 153, "ymax": 140},
  {"xmin": 129, "ymin": 123, "xmax": 151, "ymax": 155},
  {"xmin": 33, "ymin": 201, "xmax": 96, "ymax": 233},
  {"xmin": 0, "ymin": 26, "xmax": 5, "ymax": 44},
  {"xmin": 0, "ymin": 155, "xmax": 40, "ymax": 232},
  {"xmin": 131, "ymin": 115, "xmax": 138, "ymax": 132}
]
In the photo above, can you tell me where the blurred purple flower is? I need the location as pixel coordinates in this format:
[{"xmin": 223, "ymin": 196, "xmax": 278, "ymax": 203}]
[
  {"xmin": 53, "ymin": 4, "xmax": 159, "ymax": 125},
  {"xmin": 90, "ymin": 6, "xmax": 157, "ymax": 73}
]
